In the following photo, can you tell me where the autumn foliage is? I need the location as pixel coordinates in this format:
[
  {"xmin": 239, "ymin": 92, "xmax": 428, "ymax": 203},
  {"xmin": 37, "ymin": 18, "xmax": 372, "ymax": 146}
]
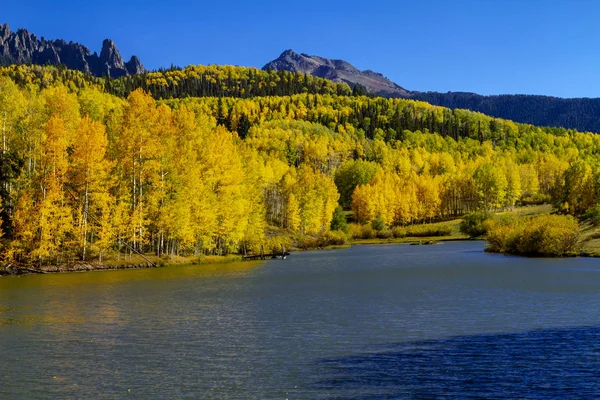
[{"xmin": 0, "ymin": 64, "xmax": 598, "ymax": 264}]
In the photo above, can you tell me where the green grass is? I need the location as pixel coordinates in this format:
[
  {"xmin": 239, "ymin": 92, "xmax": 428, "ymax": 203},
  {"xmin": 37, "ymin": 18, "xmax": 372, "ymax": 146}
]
[
  {"xmin": 577, "ymin": 221, "xmax": 600, "ymax": 256},
  {"xmin": 496, "ymin": 204, "xmax": 553, "ymax": 218},
  {"xmin": 351, "ymin": 219, "xmax": 466, "ymax": 245},
  {"xmin": 351, "ymin": 205, "xmax": 554, "ymax": 246}
]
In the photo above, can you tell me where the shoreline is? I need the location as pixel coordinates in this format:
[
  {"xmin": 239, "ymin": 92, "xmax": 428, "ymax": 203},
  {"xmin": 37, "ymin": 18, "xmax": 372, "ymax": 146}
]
[
  {"xmin": 3, "ymin": 234, "xmax": 599, "ymax": 277},
  {"xmin": 0, "ymin": 254, "xmax": 245, "ymax": 277}
]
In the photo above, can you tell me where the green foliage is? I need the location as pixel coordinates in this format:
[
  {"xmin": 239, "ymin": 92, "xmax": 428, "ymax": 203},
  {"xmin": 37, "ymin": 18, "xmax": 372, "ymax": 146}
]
[
  {"xmin": 460, "ymin": 212, "xmax": 492, "ymax": 238},
  {"xmin": 371, "ymin": 213, "xmax": 386, "ymax": 232},
  {"xmin": 486, "ymin": 214, "xmax": 580, "ymax": 256},
  {"xmin": 583, "ymin": 204, "xmax": 600, "ymax": 227},
  {"xmin": 108, "ymin": 65, "xmax": 352, "ymax": 99},
  {"xmin": 330, "ymin": 206, "xmax": 349, "ymax": 233},
  {"xmin": 334, "ymin": 159, "xmax": 379, "ymax": 209},
  {"xmin": 237, "ymin": 113, "xmax": 251, "ymax": 139}
]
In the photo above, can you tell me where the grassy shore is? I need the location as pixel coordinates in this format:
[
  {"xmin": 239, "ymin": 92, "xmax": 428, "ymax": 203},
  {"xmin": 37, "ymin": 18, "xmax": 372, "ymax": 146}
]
[
  {"xmin": 577, "ymin": 223, "xmax": 600, "ymax": 257},
  {"xmin": 495, "ymin": 204, "xmax": 600, "ymax": 257},
  {"xmin": 351, "ymin": 218, "xmax": 467, "ymax": 245},
  {"xmin": 5, "ymin": 204, "xmax": 600, "ymax": 277},
  {"xmin": 351, "ymin": 205, "xmax": 553, "ymax": 246},
  {"xmin": 0, "ymin": 253, "xmax": 245, "ymax": 276}
]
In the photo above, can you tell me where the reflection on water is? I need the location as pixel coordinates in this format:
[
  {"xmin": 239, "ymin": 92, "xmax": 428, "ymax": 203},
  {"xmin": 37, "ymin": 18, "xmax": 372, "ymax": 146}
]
[
  {"xmin": 2, "ymin": 243, "xmax": 600, "ymax": 398},
  {"xmin": 0, "ymin": 261, "xmax": 260, "ymax": 328}
]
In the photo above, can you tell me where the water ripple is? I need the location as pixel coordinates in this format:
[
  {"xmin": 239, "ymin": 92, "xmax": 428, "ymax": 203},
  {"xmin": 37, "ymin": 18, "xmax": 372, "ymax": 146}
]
[{"xmin": 314, "ymin": 326, "xmax": 600, "ymax": 399}]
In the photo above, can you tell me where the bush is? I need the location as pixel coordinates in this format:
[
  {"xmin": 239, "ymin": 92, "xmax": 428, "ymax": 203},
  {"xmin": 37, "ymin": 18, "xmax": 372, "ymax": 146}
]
[
  {"xmin": 319, "ymin": 230, "xmax": 349, "ymax": 246},
  {"xmin": 371, "ymin": 213, "xmax": 386, "ymax": 231},
  {"xmin": 330, "ymin": 205, "xmax": 349, "ymax": 233},
  {"xmin": 405, "ymin": 224, "xmax": 452, "ymax": 237},
  {"xmin": 297, "ymin": 230, "xmax": 349, "ymax": 249},
  {"xmin": 349, "ymin": 223, "xmax": 362, "ymax": 239},
  {"xmin": 460, "ymin": 211, "xmax": 492, "ymax": 238},
  {"xmin": 350, "ymin": 222, "xmax": 452, "ymax": 240},
  {"xmin": 348, "ymin": 223, "xmax": 375, "ymax": 239},
  {"xmin": 392, "ymin": 226, "xmax": 407, "ymax": 238},
  {"xmin": 376, "ymin": 229, "xmax": 393, "ymax": 239},
  {"xmin": 264, "ymin": 236, "xmax": 293, "ymax": 255},
  {"xmin": 486, "ymin": 214, "xmax": 580, "ymax": 256}
]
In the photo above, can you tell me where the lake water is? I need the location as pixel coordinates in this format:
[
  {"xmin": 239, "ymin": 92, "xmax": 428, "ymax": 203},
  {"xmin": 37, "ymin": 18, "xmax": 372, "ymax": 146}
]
[{"xmin": 2, "ymin": 241, "xmax": 600, "ymax": 399}]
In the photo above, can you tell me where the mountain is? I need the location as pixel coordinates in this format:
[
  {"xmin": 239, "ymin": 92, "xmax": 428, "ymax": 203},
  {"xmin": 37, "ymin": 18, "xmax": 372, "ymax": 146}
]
[
  {"xmin": 409, "ymin": 91, "xmax": 600, "ymax": 134},
  {"xmin": 263, "ymin": 50, "xmax": 410, "ymax": 97},
  {"xmin": 264, "ymin": 50, "xmax": 600, "ymax": 133},
  {"xmin": 0, "ymin": 24, "xmax": 144, "ymax": 78}
]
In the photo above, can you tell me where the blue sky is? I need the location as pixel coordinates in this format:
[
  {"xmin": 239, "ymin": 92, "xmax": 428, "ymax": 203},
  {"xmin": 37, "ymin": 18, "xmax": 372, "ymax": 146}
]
[{"xmin": 3, "ymin": 0, "xmax": 599, "ymax": 98}]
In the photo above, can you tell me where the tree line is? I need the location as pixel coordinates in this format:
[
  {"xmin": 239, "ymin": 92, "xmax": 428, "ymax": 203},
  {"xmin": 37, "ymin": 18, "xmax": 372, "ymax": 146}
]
[{"xmin": 0, "ymin": 65, "xmax": 599, "ymax": 265}]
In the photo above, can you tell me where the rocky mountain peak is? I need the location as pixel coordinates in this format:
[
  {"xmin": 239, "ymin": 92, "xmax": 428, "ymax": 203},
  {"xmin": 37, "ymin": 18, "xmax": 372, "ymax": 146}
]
[
  {"xmin": 263, "ymin": 50, "xmax": 410, "ymax": 97},
  {"xmin": 0, "ymin": 24, "xmax": 145, "ymax": 78},
  {"xmin": 125, "ymin": 55, "xmax": 144, "ymax": 75},
  {"xmin": 100, "ymin": 39, "xmax": 121, "ymax": 64}
]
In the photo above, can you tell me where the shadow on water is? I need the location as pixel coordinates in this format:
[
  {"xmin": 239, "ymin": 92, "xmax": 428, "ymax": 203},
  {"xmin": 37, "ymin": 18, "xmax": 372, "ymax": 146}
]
[{"xmin": 312, "ymin": 325, "xmax": 600, "ymax": 399}]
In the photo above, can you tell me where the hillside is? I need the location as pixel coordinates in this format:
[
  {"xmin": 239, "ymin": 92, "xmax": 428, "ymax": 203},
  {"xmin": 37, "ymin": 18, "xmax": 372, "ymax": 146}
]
[
  {"xmin": 0, "ymin": 64, "xmax": 598, "ymax": 267},
  {"xmin": 3, "ymin": 21, "xmax": 600, "ymax": 133},
  {"xmin": 264, "ymin": 50, "xmax": 600, "ymax": 133}
]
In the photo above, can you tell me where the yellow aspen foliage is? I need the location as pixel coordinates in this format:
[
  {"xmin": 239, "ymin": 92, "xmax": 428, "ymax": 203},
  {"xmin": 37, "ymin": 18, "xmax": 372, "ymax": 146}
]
[
  {"xmin": 70, "ymin": 116, "xmax": 110, "ymax": 260},
  {"xmin": 3, "ymin": 64, "xmax": 600, "ymax": 263}
]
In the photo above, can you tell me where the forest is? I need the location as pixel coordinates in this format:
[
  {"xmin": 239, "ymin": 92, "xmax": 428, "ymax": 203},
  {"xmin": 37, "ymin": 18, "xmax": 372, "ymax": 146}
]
[{"xmin": 1, "ymin": 64, "xmax": 600, "ymax": 265}]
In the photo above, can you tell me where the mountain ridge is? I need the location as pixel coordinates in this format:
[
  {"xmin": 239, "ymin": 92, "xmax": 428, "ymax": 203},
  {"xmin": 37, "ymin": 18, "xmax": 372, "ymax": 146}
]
[
  {"xmin": 263, "ymin": 49, "xmax": 600, "ymax": 133},
  {"xmin": 263, "ymin": 50, "xmax": 410, "ymax": 97},
  {"xmin": 0, "ymin": 24, "xmax": 144, "ymax": 78}
]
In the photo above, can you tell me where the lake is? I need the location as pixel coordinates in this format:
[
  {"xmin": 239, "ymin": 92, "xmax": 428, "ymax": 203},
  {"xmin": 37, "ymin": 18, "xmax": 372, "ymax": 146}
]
[{"xmin": 2, "ymin": 241, "xmax": 600, "ymax": 399}]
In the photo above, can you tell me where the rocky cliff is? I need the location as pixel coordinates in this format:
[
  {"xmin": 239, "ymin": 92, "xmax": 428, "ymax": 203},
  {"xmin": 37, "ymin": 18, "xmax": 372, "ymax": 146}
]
[
  {"xmin": 263, "ymin": 50, "xmax": 410, "ymax": 97},
  {"xmin": 0, "ymin": 24, "xmax": 144, "ymax": 78}
]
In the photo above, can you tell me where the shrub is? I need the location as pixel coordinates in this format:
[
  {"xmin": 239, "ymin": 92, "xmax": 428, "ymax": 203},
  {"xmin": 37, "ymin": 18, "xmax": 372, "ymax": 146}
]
[
  {"xmin": 348, "ymin": 223, "xmax": 376, "ymax": 240},
  {"xmin": 486, "ymin": 214, "xmax": 579, "ymax": 256},
  {"xmin": 405, "ymin": 224, "xmax": 452, "ymax": 237},
  {"xmin": 351, "ymin": 222, "xmax": 452, "ymax": 240},
  {"xmin": 371, "ymin": 213, "xmax": 386, "ymax": 232},
  {"xmin": 376, "ymin": 229, "xmax": 394, "ymax": 239},
  {"xmin": 349, "ymin": 223, "xmax": 363, "ymax": 239},
  {"xmin": 330, "ymin": 205, "xmax": 349, "ymax": 233},
  {"xmin": 460, "ymin": 211, "xmax": 492, "ymax": 238},
  {"xmin": 358, "ymin": 224, "xmax": 375, "ymax": 239},
  {"xmin": 296, "ymin": 236, "xmax": 318, "ymax": 250},
  {"xmin": 319, "ymin": 230, "xmax": 349, "ymax": 246},
  {"xmin": 298, "ymin": 230, "xmax": 349, "ymax": 249},
  {"xmin": 485, "ymin": 216, "xmax": 521, "ymax": 253},
  {"xmin": 265, "ymin": 236, "xmax": 293, "ymax": 255},
  {"xmin": 392, "ymin": 226, "xmax": 407, "ymax": 238}
]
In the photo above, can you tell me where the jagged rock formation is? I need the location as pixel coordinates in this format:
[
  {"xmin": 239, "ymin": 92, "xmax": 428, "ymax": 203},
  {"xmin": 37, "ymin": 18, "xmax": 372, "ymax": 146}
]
[
  {"xmin": 263, "ymin": 50, "xmax": 410, "ymax": 97},
  {"xmin": 0, "ymin": 24, "xmax": 144, "ymax": 78}
]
